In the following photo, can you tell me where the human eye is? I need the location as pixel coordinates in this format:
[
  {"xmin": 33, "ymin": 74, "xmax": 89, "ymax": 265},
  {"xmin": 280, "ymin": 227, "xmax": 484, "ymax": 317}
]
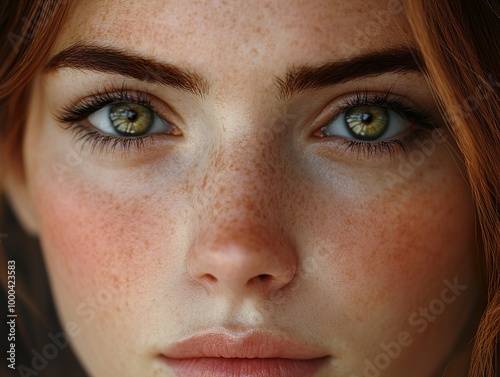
[
  {"xmin": 315, "ymin": 91, "xmax": 439, "ymax": 157},
  {"xmin": 56, "ymin": 86, "xmax": 180, "ymax": 154}
]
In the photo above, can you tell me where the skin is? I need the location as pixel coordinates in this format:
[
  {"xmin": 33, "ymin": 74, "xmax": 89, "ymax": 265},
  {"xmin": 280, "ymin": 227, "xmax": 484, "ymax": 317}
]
[{"xmin": 6, "ymin": 0, "xmax": 482, "ymax": 376}]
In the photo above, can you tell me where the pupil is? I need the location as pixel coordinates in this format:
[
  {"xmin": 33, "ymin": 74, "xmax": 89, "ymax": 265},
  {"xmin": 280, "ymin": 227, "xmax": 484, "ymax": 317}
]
[{"xmin": 360, "ymin": 112, "xmax": 372, "ymax": 123}]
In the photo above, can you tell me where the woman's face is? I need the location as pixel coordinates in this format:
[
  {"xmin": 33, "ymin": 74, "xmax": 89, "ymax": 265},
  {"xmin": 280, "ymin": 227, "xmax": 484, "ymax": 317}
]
[{"xmin": 10, "ymin": 0, "xmax": 480, "ymax": 376}]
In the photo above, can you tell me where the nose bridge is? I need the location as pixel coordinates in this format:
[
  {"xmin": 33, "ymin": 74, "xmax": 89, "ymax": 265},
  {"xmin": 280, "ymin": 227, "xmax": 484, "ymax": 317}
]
[
  {"xmin": 186, "ymin": 140, "xmax": 297, "ymax": 297},
  {"xmin": 203, "ymin": 136, "xmax": 282, "ymax": 218}
]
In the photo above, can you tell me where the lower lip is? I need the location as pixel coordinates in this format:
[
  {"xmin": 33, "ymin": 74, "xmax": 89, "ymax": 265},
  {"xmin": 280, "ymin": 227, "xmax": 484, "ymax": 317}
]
[{"xmin": 163, "ymin": 356, "xmax": 329, "ymax": 377}]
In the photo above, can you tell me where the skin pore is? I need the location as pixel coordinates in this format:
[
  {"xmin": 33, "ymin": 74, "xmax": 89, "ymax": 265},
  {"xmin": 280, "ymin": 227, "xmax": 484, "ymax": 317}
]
[{"xmin": 6, "ymin": 0, "xmax": 481, "ymax": 376}]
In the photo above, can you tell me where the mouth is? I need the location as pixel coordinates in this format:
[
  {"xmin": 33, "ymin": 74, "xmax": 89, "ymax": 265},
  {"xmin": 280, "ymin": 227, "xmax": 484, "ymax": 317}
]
[{"xmin": 161, "ymin": 331, "xmax": 331, "ymax": 377}]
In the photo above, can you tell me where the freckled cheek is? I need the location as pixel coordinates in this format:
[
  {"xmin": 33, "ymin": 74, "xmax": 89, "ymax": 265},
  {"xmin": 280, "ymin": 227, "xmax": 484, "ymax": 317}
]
[
  {"xmin": 31, "ymin": 172, "xmax": 184, "ymax": 311},
  {"xmin": 307, "ymin": 181, "xmax": 475, "ymax": 305}
]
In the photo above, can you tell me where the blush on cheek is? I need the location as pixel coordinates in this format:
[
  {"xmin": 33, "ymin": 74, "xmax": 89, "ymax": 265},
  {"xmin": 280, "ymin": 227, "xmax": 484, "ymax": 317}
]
[
  {"xmin": 297, "ymin": 168, "xmax": 478, "ymax": 373},
  {"xmin": 34, "ymin": 176, "xmax": 177, "ymax": 296},
  {"xmin": 308, "ymin": 173, "xmax": 476, "ymax": 311},
  {"xmin": 379, "ymin": 194, "xmax": 470, "ymax": 288}
]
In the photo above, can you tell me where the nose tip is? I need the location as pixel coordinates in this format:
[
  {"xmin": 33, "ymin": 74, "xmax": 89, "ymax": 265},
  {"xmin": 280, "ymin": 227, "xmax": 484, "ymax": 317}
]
[{"xmin": 187, "ymin": 232, "xmax": 297, "ymax": 296}]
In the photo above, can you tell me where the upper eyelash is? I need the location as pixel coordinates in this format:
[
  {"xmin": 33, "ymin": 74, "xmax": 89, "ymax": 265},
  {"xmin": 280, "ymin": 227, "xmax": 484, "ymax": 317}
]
[
  {"xmin": 57, "ymin": 86, "xmax": 158, "ymax": 125},
  {"xmin": 335, "ymin": 90, "xmax": 435, "ymax": 129}
]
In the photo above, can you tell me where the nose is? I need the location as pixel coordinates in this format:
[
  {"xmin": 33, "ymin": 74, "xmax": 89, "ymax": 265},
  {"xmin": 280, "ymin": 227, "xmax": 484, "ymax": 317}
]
[
  {"xmin": 187, "ymin": 219, "xmax": 297, "ymax": 296},
  {"xmin": 186, "ymin": 146, "xmax": 298, "ymax": 296}
]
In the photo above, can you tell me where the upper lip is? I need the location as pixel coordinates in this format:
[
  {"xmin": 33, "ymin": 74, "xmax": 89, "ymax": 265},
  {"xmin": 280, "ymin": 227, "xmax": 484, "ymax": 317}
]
[{"xmin": 162, "ymin": 331, "xmax": 329, "ymax": 359}]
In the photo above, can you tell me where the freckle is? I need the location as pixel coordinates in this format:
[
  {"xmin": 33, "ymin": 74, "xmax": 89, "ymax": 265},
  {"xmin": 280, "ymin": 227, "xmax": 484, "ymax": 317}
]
[
  {"xmin": 180, "ymin": 180, "xmax": 190, "ymax": 194},
  {"xmin": 214, "ymin": 147, "xmax": 225, "ymax": 165},
  {"xmin": 202, "ymin": 173, "xmax": 208, "ymax": 189},
  {"xmin": 345, "ymin": 268, "xmax": 357, "ymax": 282},
  {"xmin": 213, "ymin": 200, "xmax": 223, "ymax": 213},
  {"xmin": 246, "ymin": 202, "xmax": 255, "ymax": 211}
]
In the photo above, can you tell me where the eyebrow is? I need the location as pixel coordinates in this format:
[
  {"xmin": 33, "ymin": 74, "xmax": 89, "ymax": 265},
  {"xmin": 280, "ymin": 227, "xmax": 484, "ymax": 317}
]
[
  {"xmin": 275, "ymin": 48, "xmax": 425, "ymax": 100},
  {"xmin": 45, "ymin": 45, "xmax": 423, "ymax": 100},
  {"xmin": 45, "ymin": 44, "xmax": 209, "ymax": 97}
]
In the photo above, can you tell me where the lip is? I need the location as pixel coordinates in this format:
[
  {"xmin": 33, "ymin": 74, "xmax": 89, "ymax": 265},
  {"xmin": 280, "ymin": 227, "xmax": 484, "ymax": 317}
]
[{"xmin": 161, "ymin": 331, "xmax": 330, "ymax": 377}]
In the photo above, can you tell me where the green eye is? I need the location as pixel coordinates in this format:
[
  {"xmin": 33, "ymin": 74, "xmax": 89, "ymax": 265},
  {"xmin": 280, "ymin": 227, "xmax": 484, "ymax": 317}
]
[
  {"xmin": 345, "ymin": 106, "xmax": 389, "ymax": 141},
  {"xmin": 109, "ymin": 103, "xmax": 154, "ymax": 135}
]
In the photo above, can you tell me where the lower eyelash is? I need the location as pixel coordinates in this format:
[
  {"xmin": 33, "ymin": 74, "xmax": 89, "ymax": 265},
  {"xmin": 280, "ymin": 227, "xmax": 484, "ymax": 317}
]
[
  {"xmin": 70, "ymin": 124, "xmax": 154, "ymax": 155},
  {"xmin": 335, "ymin": 129, "xmax": 429, "ymax": 160}
]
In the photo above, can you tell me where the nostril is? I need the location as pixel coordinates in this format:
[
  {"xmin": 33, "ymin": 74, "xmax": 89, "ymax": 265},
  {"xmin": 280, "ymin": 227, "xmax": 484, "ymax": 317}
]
[
  {"xmin": 203, "ymin": 274, "xmax": 218, "ymax": 283},
  {"xmin": 257, "ymin": 274, "xmax": 273, "ymax": 282}
]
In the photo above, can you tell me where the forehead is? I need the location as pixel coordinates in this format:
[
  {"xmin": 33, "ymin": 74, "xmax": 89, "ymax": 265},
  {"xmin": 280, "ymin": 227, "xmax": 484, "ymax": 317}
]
[{"xmin": 53, "ymin": 0, "xmax": 413, "ymax": 72}]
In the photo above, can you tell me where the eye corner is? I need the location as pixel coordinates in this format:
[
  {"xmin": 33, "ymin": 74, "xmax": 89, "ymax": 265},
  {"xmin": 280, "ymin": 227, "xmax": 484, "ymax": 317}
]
[
  {"xmin": 312, "ymin": 126, "xmax": 327, "ymax": 138},
  {"xmin": 168, "ymin": 122, "xmax": 183, "ymax": 137}
]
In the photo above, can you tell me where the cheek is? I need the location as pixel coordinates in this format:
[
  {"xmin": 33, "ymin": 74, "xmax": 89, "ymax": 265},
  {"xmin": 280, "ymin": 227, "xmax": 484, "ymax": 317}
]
[
  {"xmin": 31, "ymin": 167, "xmax": 184, "ymax": 315},
  {"xmin": 338, "ymin": 186, "xmax": 474, "ymax": 291},
  {"xmin": 297, "ymin": 156, "xmax": 477, "ymax": 335},
  {"xmin": 298, "ymin": 145, "xmax": 476, "ymax": 294},
  {"xmin": 288, "ymin": 155, "xmax": 478, "ymax": 374},
  {"xmin": 292, "ymin": 137, "xmax": 474, "ymax": 294}
]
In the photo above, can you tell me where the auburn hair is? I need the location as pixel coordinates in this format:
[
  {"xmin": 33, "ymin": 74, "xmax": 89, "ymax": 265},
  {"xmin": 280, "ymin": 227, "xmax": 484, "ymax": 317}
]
[
  {"xmin": 404, "ymin": 1, "xmax": 499, "ymax": 375},
  {"xmin": 1, "ymin": 1, "xmax": 498, "ymax": 376}
]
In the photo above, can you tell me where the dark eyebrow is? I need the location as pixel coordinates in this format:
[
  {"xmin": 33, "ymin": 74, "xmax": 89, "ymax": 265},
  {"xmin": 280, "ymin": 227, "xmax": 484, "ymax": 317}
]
[
  {"xmin": 275, "ymin": 48, "xmax": 425, "ymax": 100},
  {"xmin": 45, "ymin": 44, "xmax": 209, "ymax": 97}
]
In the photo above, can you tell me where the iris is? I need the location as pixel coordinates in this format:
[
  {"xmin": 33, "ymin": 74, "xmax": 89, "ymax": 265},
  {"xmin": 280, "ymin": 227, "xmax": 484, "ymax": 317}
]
[
  {"xmin": 109, "ymin": 103, "xmax": 154, "ymax": 135},
  {"xmin": 345, "ymin": 106, "xmax": 389, "ymax": 141}
]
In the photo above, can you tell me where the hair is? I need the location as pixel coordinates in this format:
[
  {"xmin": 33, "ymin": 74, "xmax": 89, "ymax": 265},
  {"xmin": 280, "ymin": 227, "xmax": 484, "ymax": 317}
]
[
  {"xmin": 404, "ymin": 1, "xmax": 500, "ymax": 375},
  {"xmin": 0, "ymin": 2, "xmax": 87, "ymax": 375},
  {"xmin": 1, "ymin": 0, "xmax": 498, "ymax": 376}
]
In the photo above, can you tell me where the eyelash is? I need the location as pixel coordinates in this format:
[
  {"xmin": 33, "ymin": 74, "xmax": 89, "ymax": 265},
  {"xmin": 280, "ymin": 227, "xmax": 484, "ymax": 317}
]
[
  {"xmin": 57, "ymin": 87, "xmax": 164, "ymax": 154},
  {"xmin": 323, "ymin": 91, "xmax": 437, "ymax": 158},
  {"xmin": 57, "ymin": 88, "xmax": 437, "ymax": 157}
]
